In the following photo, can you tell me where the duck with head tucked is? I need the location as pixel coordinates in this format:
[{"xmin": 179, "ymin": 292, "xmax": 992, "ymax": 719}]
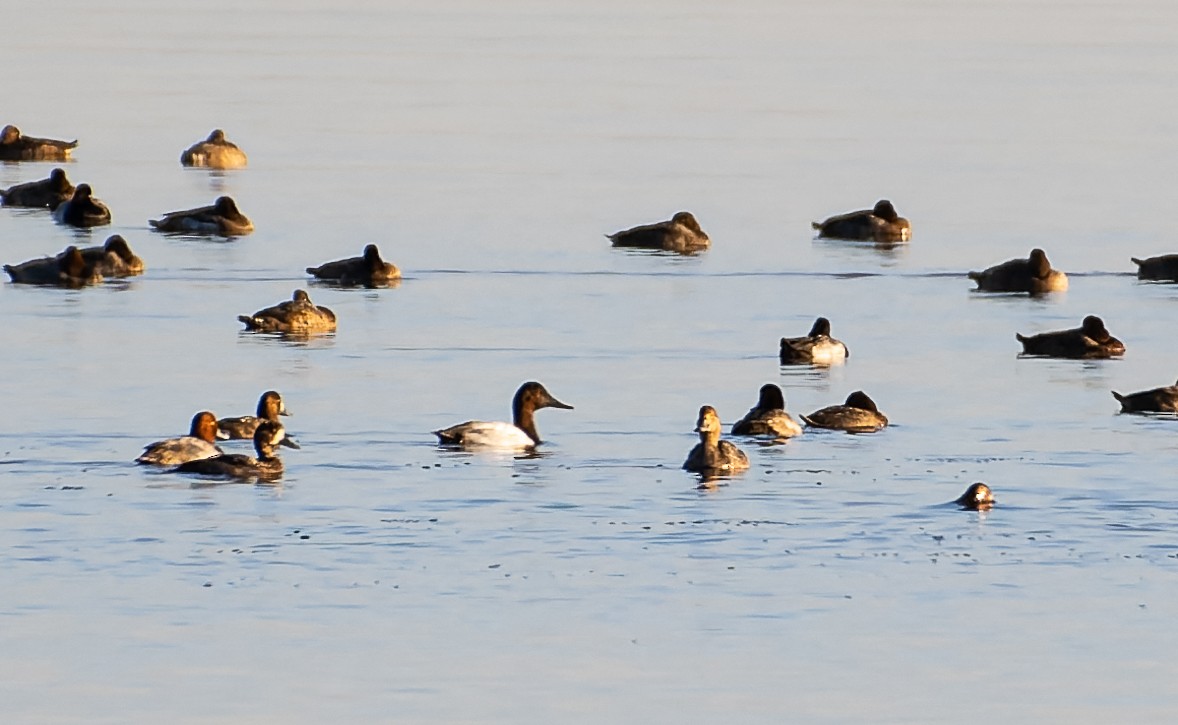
[
  {"xmin": 218, "ymin": 391, "xmax": 291, "ymax": 440},
  {"xmin": 779, "ymin": 317, "xmax": 849, "ymax": 365},
  {"xmin": 4, "ymin": 246, "xmax": 102, "ymax": 288},
  {"xmin": 180, "ymin": 129, "xmax": 248, "ymax": 169},
  {"xmin": 136, "ymin": 411, "xmax": 223, "ymax": 466},
  {"xmin": 1131, "ymin": 254, "xmax": 1178, "ymax": 282},
  {"xmin": 801, "ymin": 391, "xmax": 889, "ymax": 432},
  {"xmin": 1016, "ymin": 315, "xmax": 1124, "ymax": 359},
  {"xmin": 1111, "ymin": 379, "xmax": 1178, "ymax": 414},
  {"xmin": 683, "ymin": 406, "xmax": 750, "ymax": 474},
  {"xmin": 812, "ymin": 199, "xmax": 910, "ymax": 243},
  {"xmin": 0, "ymin": 167, "xmax": 74, "ymax": 209},
  {"xmin": 607, "ymin": 211, "xmax": 710, "ymax": 254},
  {"xmin": 52, "ymin": 184, "xmax": 111, "ymax": 227},
  {"xmin": 149, "ymin": 196, "xmax": 253, "ymax": 236},
  {"xmin": 0, "ymin": 125, "xmax": 77, "ymax": 161},
  {"xmin": 173, "ymin": 420, "xmax": 298, "ymax": 482},
  {"xmin": 434, "ymin": 381, "xmax": 573, "ymax": 450},
  {"xmin": 306, "ymin": 244, "xmax": 401, "ymax": 287},
  {"xmin": 76, "ymin": 235, "xmax": 144, "ymax": 277},
  {"xmin": 731, "ymin": 384, "xmax": 803, "ymax": 439},
  {"xmin": 238, "ymin": 289, "xmax": 337, "ymax": 334},
  {"xmin": 969, "ymin": 248, "xmax": 1067, "ymax": 294},
  {"xmin": 956, "ymin": 482, "xmax": 995, "ymax": 511}
]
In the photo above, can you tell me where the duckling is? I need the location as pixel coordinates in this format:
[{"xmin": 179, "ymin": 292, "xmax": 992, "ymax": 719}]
[
  {"xmin": 149, "ymin": 196, "xmax": 253, "ymax": 236},
  {"xmin": 1111, "ymin": 379, "xmax": 1178, "ymax": 414},
  {"xmin": 607, "ymin": 211, "xmax": 710, "ymax": 253},
  {"xmin": 801, "ymin": 391, "xmax": 889, "ymax": 432},
  {"xmin": 1131, "ymin": 254, "xmax": 1178, "ymax": 282},
  {"xmin": 812, "ymin": 199, "xmax": 910, "ymax": 243},
  {"xmin": 434, "ymin": 381, "xmax": 573, "ymax": 450},
  {"xmin": 0, "ymin": 167, "xmax": 74, "ymax": 209},
  {"xmin": 4, "ymin": 246, "xmax": 102, "ymax": 288},
  {"xmin": 0, "ymin": 124, "xmax": 77, "ymax": 161},
  {"xmin": 969, "ymin": 248, "xmax": 1068, "ymax": 294},
  {"xmin": 136, "ymin": 411, "xmax": 223, "ymax": 466},
  {"xmin": 955, "ymin": 483, "xmax": 995, "ymax": 511},
  {"xmin": 52, "ymin": 184, "xmax": 111, "ymax": 227},
  {"xmin": 238, "ymin": 289, "xmax": 337, "ymax": 334},
  {"xmin": 731, "ymin": 384, "xmax": 803, "ymax": 438},
  {"xmin": 1016, "ymin": 315, "xmax": 1125, "ymax": 359},
  {"xmin": 218, "ymin": 391, "xmax": 290, "ymax": 440},
  {"xmin": 683, "ymin": 406, "xmax": 750, "ymax": 474},
  {"xmin": 180, "ymin": 129, "xmax": 248, "ymax": 169},
  {"xmin": 306, "ymin": 244, "xmax": 401, "ymax": 287},
  {"xmin": 779, "ymin": 317, "xmax": 849, "ymax": 365},
  {"xmin": 77, "ymin": 235, "xmax": 144, "ymax": 277},
  {"xmin": 173, "ymin": 420, "xmax": 298, "ymax": 482}
]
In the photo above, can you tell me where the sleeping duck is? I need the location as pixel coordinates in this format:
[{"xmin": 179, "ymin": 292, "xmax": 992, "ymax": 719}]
[
  {"xmin": 812, "ymin": 199, "xmax": 910, "ymax": 243},
  {"xmin": 607, "ymin": 211, "xmax": 710, "ymax": 254},
  {"xmin": 779, "ymin": 317, "xmax": 849, "ymax": 365},
  {"xmin": 1016, "ymin": 316, "xmax": 1124, "ymax": 359}
]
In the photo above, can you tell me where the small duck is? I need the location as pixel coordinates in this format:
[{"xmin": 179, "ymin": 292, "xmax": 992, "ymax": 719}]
[
  {"xmin": 607, "ymin": 211, "xmax": 710, "ymax": 253},
  {"xmin": 52, "ymin": 184, "xmax": 111, "ymax": 227},
  {"xmin": 180, "ymin": 129, "xmax": 248, "ymax": 169},
  {"xmin": 969, "ymin": 248, "xmax": 1068, "ymax": 294},
  {"xmin": 136, "ymin": 411, "xmax": 223, "ymax": 466},
  {"xmin": 801, "ymin": 391, "xmax": 889, "ymax": 432},
  {"xmin": 149, "ymin": 196, "xmax": 253, "ymax": 236},
  {"xmin": 683, "ymin": 405, "xmax": 750, "ymax": 474},
  {"xmin": 1111, "ymin": 379, "xmax": 1178, "ymax": 414},
  {"xmin": 173, "ymin": 420, "xmax": 298, "ymax": 482},
  {"xmin": 1016, "ymin": 315, "xmax": 1125, "ymax": 359},
  {"xmin": 731, "ymin": 383, "xmax": 803, "ymax": 438},
  {"xmin": 955, "ymin": 482, "xmax": 995, "ymax": 511},
  {"xmin": 4, "ymin": 246, "xmax": 102, "ymax": 288},
  {"xmin": 238, "ymin": 289, "xmax": 337, "ymax": 334},
  {"xmin": 77, "ymin": 235, "xmax": 144, "ymax": 277},
  {"xmin": 217, "ymin": 390, "xmax": 290, "ymax": 440},
  {"xmin": 433, "ymin": 381, "xmax": 573, "ymax": 450},
  {"xmin": 1131, "ymin": 254, "xmax": 1178, "ymax": 282},
  {"xmin": 306, "ymin": 244, "xmax": 401, "ymax": 287},
  {"xmin": 812, "ymin": 199, "xmax": 911, "ymax": 243},
  {"xmin": 0, "ymin": 167, "xmax": 74, "ymax": 209},
  {"xmin": 779, "ymin": 317, "xmax": 849, "ymax": 365},
  {"xmin": 0, "ymin": 124, "xmax": 77, "ymax": 161}
]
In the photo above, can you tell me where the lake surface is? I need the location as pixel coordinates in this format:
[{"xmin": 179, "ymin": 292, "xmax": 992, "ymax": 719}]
[{"xmin": 4, "ymin": 0, "xmax": 1178, "ymax": 721}]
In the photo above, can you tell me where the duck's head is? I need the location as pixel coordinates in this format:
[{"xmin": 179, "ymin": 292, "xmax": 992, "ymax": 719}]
[
  {"xmin": 362, "ymin": 244, "xmax": 386, "ymax": 270},
  {"xmin": 257, "ymin": 390, "xmax": 290, "ymax": 419},
  {"xmin": 956, "ymin": 482, "xmax": 995, "ymax": 510},
  {"xmin": 292, "ymin": 289, "xmax": 312, "ymax": 303},
  {"xmin": 208, "ymin": 129, "xmax": 226, "ymax": 142},
  {"xmin": 49, "ymin": 168, "xmax": 70, "ymax": 189},
  {"xmin": 214, "ymin": 196, "xmax": 240, "ymax": 216},
  {"xmin": 693, "ymin": 405, "xmax": 722, "ymax": 435},
  {"xmin": 1029, "ymin": 248, "xmax": 1052, "ymax": 279},
  {"xmin": 253, "ymin": 420, "xmax": 300, "ymax": 457},
  {"xmin": 872, "ymin": 199, "xmax": 900, "ymax": 221},
  {"xmin": 72, "ymin": 183, "xmax": 93, "ymax": 201},
  {"xmin": 1, "ymin": 125, "xmax": 19, "ymax": 143},
  {"xmin": 671, "ymin": 211, "xmax": 702, "ymax": 233},
  {"xmin": 1081, "ymin": 315, "xmax": 1111, "ymax": 342},
  {"xmin": 808, "ymin": 316, "xmax": 832, "ymax": 337},
  {"xmin": 190, "ymin": 411, "xmax": 220, "ymax": 443},
  {"xmin": 514, "ymin": 381, "xmax": 573, "ymax": 415},
  {"xmin": 103, "ymin": 235, "xmax": 135, "ymax": 262},
  {"xmin": 844, "ymin": 390, "xmax": 879, "ymax": 412},
  {"xmin": 57, "ymin": 246, "xmax": 87, "ymax": 277},
  {"xmin": 756, "ymin": 383, "xmax": 786, "ymax": 410}
]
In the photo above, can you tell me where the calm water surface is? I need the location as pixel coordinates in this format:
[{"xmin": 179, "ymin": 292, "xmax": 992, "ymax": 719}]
[{"xmin": 4, "ymin": 1, "xmax": 1178, "ymax": 722}]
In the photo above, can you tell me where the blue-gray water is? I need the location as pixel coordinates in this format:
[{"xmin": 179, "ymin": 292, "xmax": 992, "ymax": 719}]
[{"xmin": 4, "ymin": 1, "xmax": 1178, "ymax": 722}]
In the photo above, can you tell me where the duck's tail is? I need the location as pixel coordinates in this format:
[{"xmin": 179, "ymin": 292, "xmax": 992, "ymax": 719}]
[
  {"xmin": 810, "ymin": 221, "xmax": 822, "ymax": 230},
  {"xmin": 967, "ymin": 271, "xmax": 983, "ymax": 282},
  {"xmin": 1131, "ymin": 257, "xmax": 1144, "ymax": 266},
  {"xmin": 1111, "ymin": 391, "xmax": 1126, "ymax": 403}
]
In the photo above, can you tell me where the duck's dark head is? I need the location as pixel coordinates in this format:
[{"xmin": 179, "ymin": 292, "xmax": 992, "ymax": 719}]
[
  {"xmin": 844, "ymin": 390, "xmax": 879, "ymax": 412},
  {"xmin": 1081, "ymin": 315, "xmax": 1110, "ymax": 342},
  {"xmin": 956, "ymin": 482, "xmax": 995, "ymax": 510},
  {"xmin": 73, "ymin": 183, "xmax": 93, "ymax": 201},
  {"xmin": 671, "ymin": 211, "xmax": 702, "ymax": 233},
  {"xmin": 215, "ymin": 196, "xmax": 240, "ymax": 216},
  {"xmin": 1029, "ymin": 248, "xmax": 1052, "ymax": 278},
  {"xmin": 104, "ymin": 235, "xmax": 134, "ymax": 261},
  {"xmin": 1, "ymin": 125, "xmax": 19, "ymax": 144},
  {"xmin": 58, "ymin": 246, "xmax": 86, "ymax": 277},
  {"xmin": 363, "ymin": 244, "xmax": 385, "ymax": 270},
  {"xmin": 757, "ymin": 383, "xmax": 786, "ymax": 410},
  {"xmin": 292, "ymin": 289, "xmax": 312, "ymax": 303},
  {"xmin": 872, "ymin": 199, "xmax": 898, "ymax": 221},
  {"xmin": 257, "ymin": 390, "xmax": 290, "ymax": 419},
  {"xmin": 190, "ymin": 411, "xmax": 220, "ymax": 443},
  {"xmin": 208, "ymin": 129, "xmax": 226, "ymax": 142},
  {"xmin": 514, "ymin": 381, "xmax": 573, "ymax": 415},
  {"xmin": 49, "ymin": 168, "xmax": 70, "ymax": 190},
  {"xmin": 808, "ymin": 317, "xmax": 832, "ymax": 337},
  {"xmin": 253, "ymin": 420, "xmax": 299, "ymax": 457}
]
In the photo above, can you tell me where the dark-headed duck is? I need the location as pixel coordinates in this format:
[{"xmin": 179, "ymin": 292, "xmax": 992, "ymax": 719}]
[
  {"xmin": 434, "ymin": 381, "xmax": 573, "ymax": 450},
  {"xmin": 77, "ymin": 235, "xmax": 144, "ymax": 277},
  {"xmin": 306, "ymin": 244, "xmax": 401, "ymax": 287},
  {"xmin": 180, "ymin": 129, "xmax": 248, "ymax": 169},
  {"xmin": 969, "ymin": 248, "xmax": 1068, "ymax": 294},
  {"xmin": 52, "ymin": 184, "xmax": 111, "ymax": 227},
  {"xmin": 0, "ymin": 125, "xmax": 77, "ymax": 161},
  {"xmin": 0, "ymin": 167, "xmax": 74, "ymax": 209},
  {"xmin": 1016, "ymin": 315, "xmax": 1124, "ymax": 359},
  {"xmin": 4, "ymin": 246, "xmax": 102, "ymax": 288},
  {"xmin": 812, "ymin": 199, "xmax": 910, "ymax": 243},
  {"xmin": 173, "ymin": 420, "xmax": 298, "ymax": 482},
  {"xmin": 956, "ymin": 483, "xmax": 995, "ymax": 511},
  {"xmin": 779, "ymin": 317, "xmax": 849, "ymax": 365},
  {"xmin": 149, "ymin": 196, "xmax": 253, "ymax": 236},
  {"xmin": 607, "ymin": 211, "xmax": 710, "ymax": 254},
  {"xmin": 136, "ymin": 411, "xmax": 223, "ymax": 466},
  {"xmin": 801, "ymin": 391, "xmax": 888, "ymax": 432},
  {"xmin": 1131, "ymin": 254, "xmax": 1178, "ymax": 282},
  {"xmin": 238, "ymin": 289, "xmax": 337, "ymax": 334},
  {"xmin": 218, "ymin": 391, "xmax": 290, "ymax": 440},
  {"xmin": 731, "ymin": 384, "xmax": 803, "ymax": 439}
]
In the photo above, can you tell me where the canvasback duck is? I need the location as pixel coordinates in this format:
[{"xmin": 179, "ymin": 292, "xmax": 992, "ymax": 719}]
[
  {"xmin": 306, "ymin": 244, "xmax": 401, "ymax": 287},
  {"xmin": 180, "ymin": 129, "xmax": 248, "ymax": 169},
  {"xmin": 218, "ymin": 390, "xmax": 290, "ymax": 440},
  {"xmin": 1111, "ymin": 379, "xmax": 1178, "ymax": 414},
  {"xmin": 52, "ymin": 184, "xmax": 111, "ymax": 227},
  {"xmin": 4, "ymin": 246, "xmax": 102, "ymax": 288},
  {"xmin": 956, "ymin": 482, "xmax": 995, "ymax": 511},
  {"xmin": 779, "ymin": 317, "xmax": 849, "ymax": 365},
  {"xmin": 1131, "ymin": 254, "xmax": 1178, "ymax": 282},
  {"xmin": 969, "ymin": 248, "xmax": 1067, "ymax": 294},
  {"xmin": 0, "ymin": 167, "xmax": 74, "ymax": 209},
  {"xmin": 0, "ymin": 125, "xmax": 77, "ymax": 161},
  {"xmin": 801, "ymin": 391, "xmax": 889, "ymax": 432},
  {"xmin": 238, "ymin": 289, "xmax": 337, "ymax": 334},
  {"xmin": 812, "ymin": 199, "xmax": 910, "ymax": 243},
  {"xmin": 149, "ymin": 196, "xmax": 253, "ymax": 236},
  {"xmin": 1016, "ymin": 315, "xmax": 1124, "ymax": 359},
  {"xmin": 683, "ymin": 405, "xmax": 750, "ymax": 474},
  {"xmin": 173, "ymin": 420, "xmax": 298, "ymax": 482},
  {"xmin": 607, "ymin": 211, "xmax": 710, "ymax": 253},
  {"xmin": 77, "ymin": 235, "xmax": 144, "ymax": 277},
  {"xmin": 433, "ymin": 381, "xmax": 573, "ymax": 450},
  {"xmin": 136, "ymin": 411, "xmax": 223, "ymax": 466},
  {"xmin": 731, "ymin": 384, "xmax": 803, "ymax": 438}
]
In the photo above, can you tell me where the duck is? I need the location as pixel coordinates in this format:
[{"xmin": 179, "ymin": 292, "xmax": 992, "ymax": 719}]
[
  {"xmin": 180, "ymin": 129, "xmax": 248, "ymax": 169},
  {"xmin": 0, "ymin": 124, "xmax": 77, "ymax": 161},
  {"xmin": 607, "ymin": 211, "xmax": 710, "ymax": 253},
  {"xmin": 306, "ymin": 244, "xmax": 401, "ymax": 287},
  {"xmin": 779, "ymin": 317, "xmax": 849, "ymax": 365},
  {"xmin": 730, "ymin": 384, "xmax": 803, "ymax": 438},
  {"xmin": 1111, "ymin": 379, "xmax": 1178, "ymax": 414},
  {"xmin": 149, "ymin": 196, "xmax": 253, "ymax": 236},
  {"xmin": 801, "ymin": 391, "xmax": 889, "ymax": 432},
  {"xmin": 0, "ymin": 167, "xmax": 74, "ymax": 209},
  {"xmin": 433, "ymin": 381, "xmax": 573, "ymax": 450},
  {"xmin": 238, "ymin": 289, "xmax": 337, "ymax": 334},
  {"xmin": 683, "ymin": 405, "xmax": 750, "ymax": 474},
  {"xmin": 52, "ymin": 184, "xmax": 111, "ymax": 227},
  {"xmin": 1131, "ymin": 254, "xmax": 1178, "ymax": 282},
  {"xmin": 76, "ymin": 235, "xmax": 144, "ymax": 277},
  {"xmin": 135, "ymin": 411, "xmax": 223, "ymax": 466},
  {"xmin": 4, "ymin": 246, "xmax": 102, "ymax": 288},
  {"xmin": 812, "ymin": 199, "xmax": 910, "ymax": 243},
  {"xmin": 217, "ymin": 390, "xmax": 290, "ymax": 440},
  {"xmin": 969, "ymin": 248, "xmax": 1068, "ymax": 294},
  {"xmin": 173, "ymin": 420, "xmax": 298, "ymax": 481},
  {"xmin": 956, "ymin": 482, "xmax": 995, "ymax": 511},
  {"xmin": 1016, "ymin": 315, "xmax": 1125, "ymax": 359}
]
